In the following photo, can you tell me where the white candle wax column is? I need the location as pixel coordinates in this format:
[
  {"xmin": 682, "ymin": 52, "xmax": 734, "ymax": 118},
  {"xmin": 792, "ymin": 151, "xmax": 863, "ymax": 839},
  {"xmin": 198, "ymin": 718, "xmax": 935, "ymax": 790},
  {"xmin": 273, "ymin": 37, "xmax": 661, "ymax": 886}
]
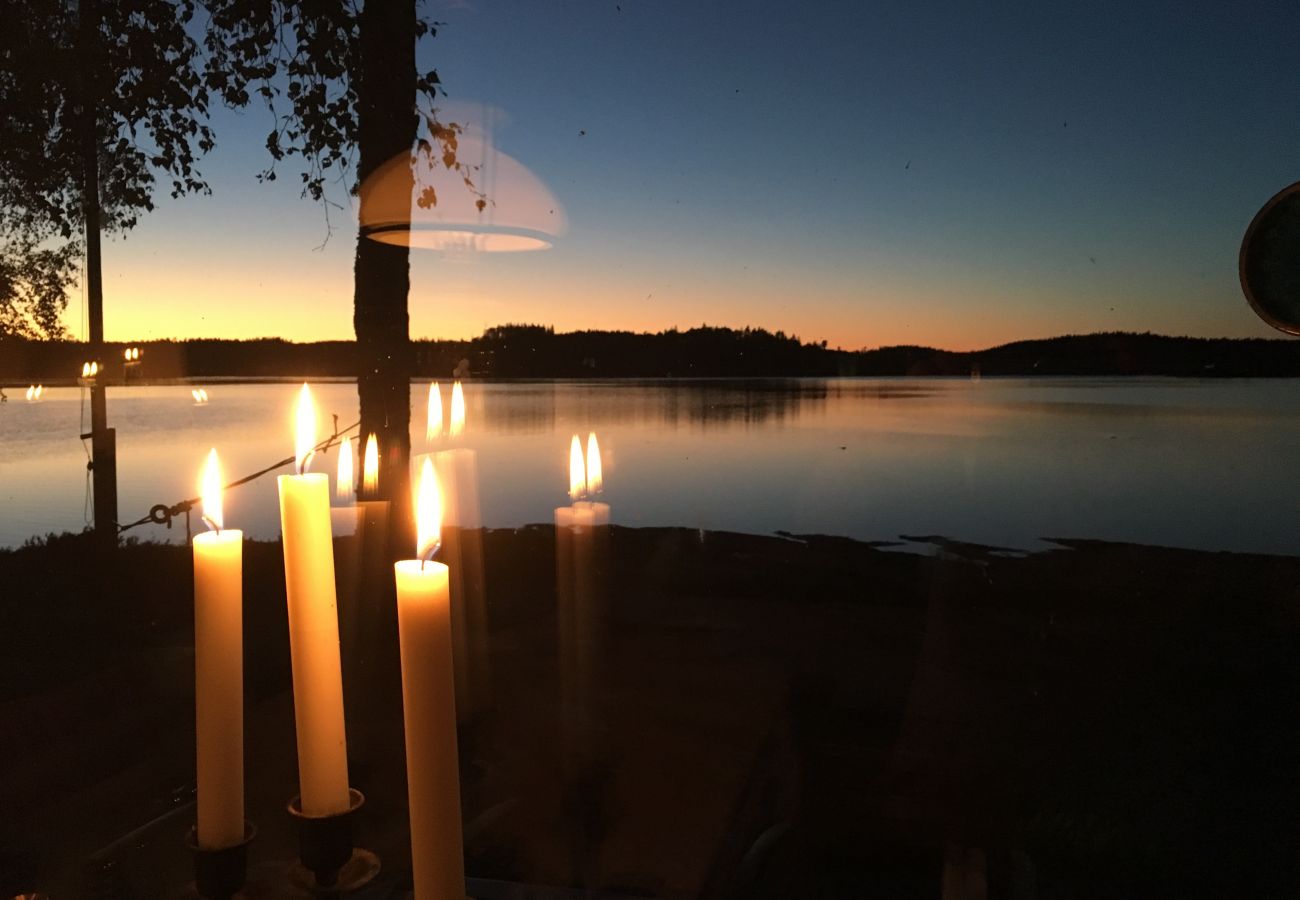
[
  {"xmin": 278, "ymin": 384, "xmax": 351, "ymax": 816},
  {"xmin": 396, "ymin": 459, "xmax": 465, "ymax": 899},
  {"xmin": 193, "ymin": 448, "xmax": 245, "ymax": 849}
]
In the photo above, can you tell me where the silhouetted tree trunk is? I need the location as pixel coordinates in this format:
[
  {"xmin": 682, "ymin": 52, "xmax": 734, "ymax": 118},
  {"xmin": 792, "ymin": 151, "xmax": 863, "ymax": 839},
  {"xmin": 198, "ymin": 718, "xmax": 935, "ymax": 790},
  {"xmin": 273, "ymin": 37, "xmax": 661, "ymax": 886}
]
[{"xmin": 354, "ymin": 0, "xmax": 416, "ymax": 550}]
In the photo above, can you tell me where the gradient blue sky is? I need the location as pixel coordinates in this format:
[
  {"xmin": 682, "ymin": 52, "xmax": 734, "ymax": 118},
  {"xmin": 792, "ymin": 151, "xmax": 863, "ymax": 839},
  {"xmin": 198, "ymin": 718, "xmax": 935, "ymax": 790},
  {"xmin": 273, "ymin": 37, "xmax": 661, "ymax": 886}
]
[{"xmin": 91, "ymin": 0, "xmax": 1300, "ymax": 350}]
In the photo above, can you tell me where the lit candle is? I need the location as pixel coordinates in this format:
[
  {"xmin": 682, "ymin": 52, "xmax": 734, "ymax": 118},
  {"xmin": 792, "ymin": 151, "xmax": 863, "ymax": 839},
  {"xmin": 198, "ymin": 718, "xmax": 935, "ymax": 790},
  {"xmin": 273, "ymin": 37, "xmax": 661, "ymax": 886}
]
[
  {"xmin": 449, "ymin": 381, "xmax": 465, "ymax": 440},
  {"xmin": 555, "ymin": 433, "xmax": 612, "ymax": 729},
  {"xmin": 555, "ymin": 433, "xmax": 587, "ymax": 531},
  {"xmin": 395, "ymin": 459, "xmax": 465, "ymax": 899},
  {"xmin": 583, "ymin": 432, "xmax": 611, "ymax": 527},
  {"xmin": 427, "ymin": 382, "xmax": 444, "ymax": 444},
  {"xmin": 277, "ymin": 384, "xmax": 351, "ymax": 816},
  {"xmin": 337, "ymin": 437, "xmax": 355, "ymax": 502},
  {"xmin": 363, "ymin": 433, "xmax": 380, "ymax": 497},
  {"xmin": 357, "ymin": 432, "xmax": 389, "ymax": 552},
  {"xmin": 192, "ymin": 449, "xmax": 245, "ymax": 849},
  {"xmin": 331, "ymin": 437, "xmax": 358, "ymax": 536},
  {"xmin": 432, "ymin": 389, "xmax": 486, "ymax": 714}
]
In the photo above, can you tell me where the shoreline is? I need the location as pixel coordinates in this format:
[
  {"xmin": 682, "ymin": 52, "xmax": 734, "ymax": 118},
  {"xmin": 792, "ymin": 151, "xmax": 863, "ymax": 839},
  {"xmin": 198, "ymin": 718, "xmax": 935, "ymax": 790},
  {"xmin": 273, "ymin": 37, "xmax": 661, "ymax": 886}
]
[{"xmin": 9, "ymin": 372, "xmax": 1300, "ymax": 391}]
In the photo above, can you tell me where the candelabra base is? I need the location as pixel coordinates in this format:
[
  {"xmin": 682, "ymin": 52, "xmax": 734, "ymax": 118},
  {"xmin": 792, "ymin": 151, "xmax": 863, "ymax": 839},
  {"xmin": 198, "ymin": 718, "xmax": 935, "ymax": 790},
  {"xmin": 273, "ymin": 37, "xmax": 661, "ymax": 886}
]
[
  {"xmin": 186, "ymin": 821, "xmax": 257, "ymax": 900},
  {"xmin": 285, "ymin": 849, "xmax": 382, "ymax": 895},
  {"xmin": 287, "ymin": 788, "xmax": 379, "ymax": 893}
]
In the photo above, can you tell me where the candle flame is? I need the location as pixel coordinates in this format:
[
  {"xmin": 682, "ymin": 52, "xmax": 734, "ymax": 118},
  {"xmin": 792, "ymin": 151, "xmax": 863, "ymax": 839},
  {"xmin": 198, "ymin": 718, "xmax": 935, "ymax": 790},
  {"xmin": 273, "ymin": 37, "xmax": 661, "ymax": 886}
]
[
  {"xmin": 569, "ymin": 433, "xmax": 585, "ymax": 500},
  {"xmin": 90, "ymin": 361, "xmax": 98, "ymax": 377},
  {"xmin": 586, "ymin": 432, "xmax": 603, "ymax": 494},
  {"xmin": 363, "ymin": 432, "xmax": 379, "ymax": 495},
  {"xmin": 294, "ymin": 383, "xmax": 316, "ymax": 474},
  {"xmin": 337, "ymin": 437, "xmax": 355, "ymax": 501},
  {"xmin": 35, "ymin": 384, "xmax": 42, "ymax": 399},
  {"xmin": 449, "ymin": 381, "xmax": 465, "ymax": 439},
  {"xmin": 124, "ymin": 348, "xmax": 131, "ymax": 361},
  {"xmin": 416, "ymin": 456, "xmax": 442, "ymax": 560},
  {"xmin": 427, "ymin": 382, "xmax": 443, "ymax": 443},
  {"xmin": 25, "ymin": 385, "xmax": 34, "ymax": 401},
  {"xmin": 201, "ymin": 448, "xmax": 223, "ymax": 531},
  {"xmin": 81, "ymin": 361, "xmax": 90, "ymax": 378}
]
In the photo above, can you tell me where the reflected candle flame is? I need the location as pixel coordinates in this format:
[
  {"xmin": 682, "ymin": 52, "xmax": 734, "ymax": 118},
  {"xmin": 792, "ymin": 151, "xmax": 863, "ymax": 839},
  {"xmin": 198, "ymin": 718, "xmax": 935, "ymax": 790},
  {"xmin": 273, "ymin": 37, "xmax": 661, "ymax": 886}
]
[
  {"xmin": 569, "ymin": 434, "xmax": 585, "ymax": 500},
  {"xmin": 416, "ymin": 456, "xmax": 442, "ymax": 561},
  {"xmin": 427, "ymin": 382, "xmax": 443, "ymax": 443},
  {"xmin": 81, "ymin": 362, "xmax": 90, "ymax": 378},
  {"xmin": 201, "ymin": 448, "xmax": 224, "ymax": 532},
  {"xmin": 363, "ymin": 433, "xmax": 379, "ymax": 495},
  {"xmin": 449, "ymin": 381, "xmax": 465, "ymax": 439},
  {"xmin": 337, "ymin": 438, "xmax": 355, "ymax": 501},
  {"xmin": 586, "ymin": 433, "xmax": 603, "ymax": 495},
  {"xmin": 294, "ymin": 383, "xmax": 316, "ymax": 475},
  {"xmin": 35, "ymin": 385, "xmax": 42, "ymax": 399},
  {"xmin": 25, "ymin": 385, "xmax": 34, "ymax": 401}
]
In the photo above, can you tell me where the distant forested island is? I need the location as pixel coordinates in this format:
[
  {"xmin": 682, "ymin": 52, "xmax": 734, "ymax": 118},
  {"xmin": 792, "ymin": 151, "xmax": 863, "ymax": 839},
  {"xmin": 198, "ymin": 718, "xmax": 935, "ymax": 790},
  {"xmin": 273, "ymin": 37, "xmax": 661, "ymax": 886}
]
[{"xmin": 4, "ymin": 324, "xmax": 1300, "ymax": 382}]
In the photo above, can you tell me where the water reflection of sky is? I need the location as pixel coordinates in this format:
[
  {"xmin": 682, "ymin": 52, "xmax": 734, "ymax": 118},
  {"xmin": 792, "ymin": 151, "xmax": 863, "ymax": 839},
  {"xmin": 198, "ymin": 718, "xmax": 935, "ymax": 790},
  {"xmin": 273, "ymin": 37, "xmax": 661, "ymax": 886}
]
[{"xmin": 2, "ymin": 378, "xmax": 1299, "ymax": 555}]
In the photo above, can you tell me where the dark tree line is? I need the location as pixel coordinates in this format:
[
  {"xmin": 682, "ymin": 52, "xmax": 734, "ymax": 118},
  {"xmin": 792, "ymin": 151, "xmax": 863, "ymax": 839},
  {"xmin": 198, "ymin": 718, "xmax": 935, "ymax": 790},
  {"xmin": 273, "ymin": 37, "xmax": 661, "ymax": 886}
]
[{"xmin": 7, "ymin": 328, "xmax": 1300, "ymax": 382}]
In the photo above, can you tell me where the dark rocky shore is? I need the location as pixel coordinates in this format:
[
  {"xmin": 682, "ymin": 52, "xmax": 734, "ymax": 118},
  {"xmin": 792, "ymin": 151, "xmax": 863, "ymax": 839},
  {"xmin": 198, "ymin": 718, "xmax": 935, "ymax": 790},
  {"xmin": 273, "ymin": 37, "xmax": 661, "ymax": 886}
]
[{"xmin": 2, "ymin": 527, "xmax": 1298, "ymax": 898}]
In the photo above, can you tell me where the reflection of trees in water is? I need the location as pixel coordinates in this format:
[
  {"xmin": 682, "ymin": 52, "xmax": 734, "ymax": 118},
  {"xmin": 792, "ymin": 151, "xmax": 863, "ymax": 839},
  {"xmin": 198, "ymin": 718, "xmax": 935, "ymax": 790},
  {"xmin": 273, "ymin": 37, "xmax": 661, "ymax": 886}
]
[
  {"xmin": 474, "ymin": 380, "xmax": 841, "ymax": 434},
  {"xmin": 471, "ymin": 379, "xmax": 959, "ymax": 435}
]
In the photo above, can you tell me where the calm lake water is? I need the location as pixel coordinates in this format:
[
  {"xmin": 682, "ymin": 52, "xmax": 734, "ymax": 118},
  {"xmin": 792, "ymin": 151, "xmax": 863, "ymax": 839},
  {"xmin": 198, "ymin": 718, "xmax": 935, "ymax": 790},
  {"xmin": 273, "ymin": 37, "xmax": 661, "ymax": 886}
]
[{"xmin": 2, "ymin": 377, "xmax": 1298, "ymax": 554}]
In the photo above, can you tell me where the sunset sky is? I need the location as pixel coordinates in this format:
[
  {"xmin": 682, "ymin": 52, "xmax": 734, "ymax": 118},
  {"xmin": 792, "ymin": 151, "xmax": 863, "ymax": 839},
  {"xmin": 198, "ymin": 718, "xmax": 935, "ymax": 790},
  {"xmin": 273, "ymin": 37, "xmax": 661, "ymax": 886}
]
[{"xmin": 85, "ymin": 0, "xmax": 1300, "ymax": 351}]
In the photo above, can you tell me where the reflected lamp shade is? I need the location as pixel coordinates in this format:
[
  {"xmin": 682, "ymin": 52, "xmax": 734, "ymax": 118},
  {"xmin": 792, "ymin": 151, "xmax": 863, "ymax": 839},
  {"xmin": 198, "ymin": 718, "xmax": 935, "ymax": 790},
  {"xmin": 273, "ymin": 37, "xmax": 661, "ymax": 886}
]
[{"xmin": 358, "ymin": 130, "xmax": 565, "ymax": 252}]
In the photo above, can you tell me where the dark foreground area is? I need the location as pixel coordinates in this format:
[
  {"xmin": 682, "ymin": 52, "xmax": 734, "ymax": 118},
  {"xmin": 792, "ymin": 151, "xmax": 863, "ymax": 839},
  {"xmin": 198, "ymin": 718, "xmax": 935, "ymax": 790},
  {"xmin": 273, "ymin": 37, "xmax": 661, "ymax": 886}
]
[{"xmin": 1, "ymin": 527, "xmax": 1298, "ymax": 898}]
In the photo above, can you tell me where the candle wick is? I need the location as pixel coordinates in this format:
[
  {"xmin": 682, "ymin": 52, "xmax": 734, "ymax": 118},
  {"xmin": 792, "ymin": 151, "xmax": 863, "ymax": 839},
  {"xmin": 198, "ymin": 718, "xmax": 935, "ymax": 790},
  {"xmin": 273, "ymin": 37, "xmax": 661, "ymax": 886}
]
[
  {"xmin": 420, "ymin": 540, "xmax": 441, "ymax": 566},
  {"xmin": 201, "ymin": 515, "xmax": 221, "ymax": 535}
]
